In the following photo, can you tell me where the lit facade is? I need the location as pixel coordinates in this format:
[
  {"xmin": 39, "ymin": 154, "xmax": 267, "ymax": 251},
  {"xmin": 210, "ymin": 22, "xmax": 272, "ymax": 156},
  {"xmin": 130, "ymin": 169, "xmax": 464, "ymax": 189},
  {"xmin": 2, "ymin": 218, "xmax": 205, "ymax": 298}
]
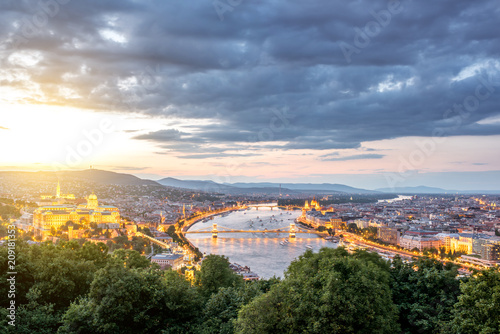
[
  {"xmin": 33, "ymin": 184, "xmax": 120, "ymax": 239},
  {"xmin": 151, "ymin": 253, "xmax": 184, "ymax": 270},
  {"xmin": 399, "ymin": 235, "xmax": 442, "ymax": 251},
  {"xmin": 378, "ymin": 227, "xmax": 400, "ymax": 245}
]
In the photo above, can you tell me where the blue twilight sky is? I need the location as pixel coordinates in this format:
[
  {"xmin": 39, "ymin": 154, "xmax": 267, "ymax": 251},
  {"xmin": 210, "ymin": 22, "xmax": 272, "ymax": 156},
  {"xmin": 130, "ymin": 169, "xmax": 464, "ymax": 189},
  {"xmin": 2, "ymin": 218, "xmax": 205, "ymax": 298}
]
[{"xmin": 0, "ymin": 0, "xmax": 499, "ymax": 190}]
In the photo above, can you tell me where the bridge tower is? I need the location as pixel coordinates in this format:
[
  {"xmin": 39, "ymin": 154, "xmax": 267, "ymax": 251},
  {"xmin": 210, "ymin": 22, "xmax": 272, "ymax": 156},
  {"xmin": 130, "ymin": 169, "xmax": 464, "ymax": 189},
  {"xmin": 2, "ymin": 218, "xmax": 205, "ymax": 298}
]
[
  {"xmin": 289, "ymin": 223, "xmax": 296, "ymax": 238},
  {"xmin": 212, "ymin": 223, "xmax": 218, "ymax": 238}
]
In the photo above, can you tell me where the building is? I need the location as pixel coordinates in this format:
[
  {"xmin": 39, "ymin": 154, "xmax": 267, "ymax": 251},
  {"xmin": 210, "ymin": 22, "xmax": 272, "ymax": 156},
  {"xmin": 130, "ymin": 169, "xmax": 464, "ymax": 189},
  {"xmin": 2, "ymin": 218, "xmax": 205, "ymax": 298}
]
[
  {"xmin": 38, "ymin": 181, "xmax": 76, "ymax": 205},
  {"xmin": 450, "ymin": 235, "xmax": 473, "ymax": 254},
  {"xmin": 437, "ymin": 233, "xmax": 473, "ymax": 254},
  {"xmin": 377, "ymin": 227, "xmax": 400, "ymax": 245},
  {"xmin": 151, "ymin": 253, "xmax": 184, "ymax": 270},
  {"xmin": 33, "ymin": 184, "xmax": 120, "ymax": 239},
  {"xmin": 399, "ymin": 234, "xmax": 442, "ymax": 251},
  {"xmin": 15, "ymin": 212, "xmax": 33, "ymax": 232},
  {"xmin": 481, "ymin": 241, "xmax": 500, "ymax": 261},
  {"xmin": 329, "ymin": 218, "xmax": 344, "ymax": 229}
]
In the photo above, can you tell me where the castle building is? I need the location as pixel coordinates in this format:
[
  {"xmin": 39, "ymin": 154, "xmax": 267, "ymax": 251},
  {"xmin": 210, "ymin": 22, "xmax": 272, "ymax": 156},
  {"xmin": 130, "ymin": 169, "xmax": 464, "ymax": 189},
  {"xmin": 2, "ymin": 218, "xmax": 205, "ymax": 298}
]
[{"xmin": 33, "ymin": 184, "xmax": 120, "ymax": 239}]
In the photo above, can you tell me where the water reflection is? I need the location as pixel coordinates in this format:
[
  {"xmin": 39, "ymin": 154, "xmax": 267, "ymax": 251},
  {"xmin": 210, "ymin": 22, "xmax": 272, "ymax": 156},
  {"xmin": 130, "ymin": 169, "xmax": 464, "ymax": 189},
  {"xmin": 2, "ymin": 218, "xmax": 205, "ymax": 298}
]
[{"xmin": 187, "ymin": 206, "xmax": 337, "ymax": 279}]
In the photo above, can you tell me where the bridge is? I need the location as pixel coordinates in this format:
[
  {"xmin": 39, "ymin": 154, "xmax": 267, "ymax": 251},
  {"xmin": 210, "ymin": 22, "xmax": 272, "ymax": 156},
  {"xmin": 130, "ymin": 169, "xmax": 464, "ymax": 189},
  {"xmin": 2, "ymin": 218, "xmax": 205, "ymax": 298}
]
[
  {"xmin": 184, "ymin": 223, "xmax": 319, "ymax": 238},
  {"xmin": 244, "ymin": 204, "xmax": 304, "ymax": 210},
  {"xmin": 136, "ymin": 232, "xmax": 171, "ymax": 249},
  {"xmin": 245, "ymin": 204, "xmax": 279, "ymax": 210}
]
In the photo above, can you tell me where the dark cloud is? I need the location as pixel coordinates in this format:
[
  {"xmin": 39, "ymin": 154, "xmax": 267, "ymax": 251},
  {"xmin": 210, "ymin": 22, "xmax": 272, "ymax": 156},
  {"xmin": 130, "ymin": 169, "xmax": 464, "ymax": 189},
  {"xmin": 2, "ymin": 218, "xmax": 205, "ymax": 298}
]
[
  {"xmin": 321, "ymin": 153, "xmax": 385, "ymax": 161},
  {"xmin": 1, "ymin": 0, "xmax": 500, "ymax": 155},
  {"xmin": 134, "ymin": 129, "xmax": 186, "ymax": 142}
]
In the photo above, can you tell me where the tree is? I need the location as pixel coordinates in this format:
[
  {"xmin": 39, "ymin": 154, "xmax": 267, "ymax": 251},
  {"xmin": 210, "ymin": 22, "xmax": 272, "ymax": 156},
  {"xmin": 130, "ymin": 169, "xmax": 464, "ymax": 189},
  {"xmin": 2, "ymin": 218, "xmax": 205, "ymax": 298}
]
[
  {"xmin": 196, "ymin": 255, "xmax": 243, "ymax": 298},
  {"xmin": 111, "ymin": 249, "xmax": 150, "ymax": 269},
  {"xmin": 198, "ymin": 284, "xmax": 263, "ymax": 334},
  {"xmin": 347, "ymin": 223, "xmax": 359, "ymax": 233},
  {"xmin": 235, "ymin": 248, "xmax": 399, "ymax": 334},
  {"xmin": 29, "ymin": 248, "xmax": 96, "ymax": 309},
  {"xmin": 1, "ymin": 287, "xmax": 63, "ymax": 334},
  {"xmin": 76, "ymin": 242, "xmax": 109, "ymax": 268},
  {"xmin": 390, "ymin": 256, "xmax": 461, "ymax": 334},
  {"xmin": 447, "ymin": 268, "xmax": 500, "ymax": 334},
  {"xmin": 59, "ymin": 265, "xmax": 203, "ymax": 334}
]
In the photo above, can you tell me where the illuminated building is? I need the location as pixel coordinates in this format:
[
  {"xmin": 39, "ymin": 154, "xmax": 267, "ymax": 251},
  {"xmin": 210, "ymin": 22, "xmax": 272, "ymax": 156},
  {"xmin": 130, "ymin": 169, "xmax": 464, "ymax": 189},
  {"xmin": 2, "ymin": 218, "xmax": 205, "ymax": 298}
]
[
  {"xmin": 33, "ymin": 183, "xmax": 120, "ymax": 239},
  {"xmin": 151, "ymin": 253, "xmax": 184, "ymax": 270},
  {"xmin": 399, "ymin": 234, "xmax": 442, "ymax": 251},
  {"xmin": 377, "ymin": 227, "xmax": 400, "ymax": 245},
  {"xmin": 39, "ymin": 181, "xmax": 75, "ymax": 204},
  {"xmin": 437, "ymin": 233, "xmax": 473, "ymax": 254},
  {"xmin": 481, "ymin": 241, "xmax": 500, "ymax": 261}
]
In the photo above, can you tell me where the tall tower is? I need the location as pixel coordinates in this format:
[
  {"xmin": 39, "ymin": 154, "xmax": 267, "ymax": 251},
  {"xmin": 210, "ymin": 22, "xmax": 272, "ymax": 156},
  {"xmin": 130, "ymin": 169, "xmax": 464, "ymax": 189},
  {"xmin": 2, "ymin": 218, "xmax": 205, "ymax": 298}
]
[
  {"xmin": 56, "ymin": 181, "xmax": 61, "ymax": 198},
  {"xmin": 183, "ymin": 204, "xmax": 186, "ymax": 218}
]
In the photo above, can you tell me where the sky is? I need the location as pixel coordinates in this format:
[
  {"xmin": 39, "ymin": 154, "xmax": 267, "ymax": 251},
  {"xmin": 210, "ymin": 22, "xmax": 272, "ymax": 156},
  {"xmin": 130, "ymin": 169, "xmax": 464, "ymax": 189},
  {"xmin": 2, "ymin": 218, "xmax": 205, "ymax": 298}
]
[{"xmin": 0, "ymin": 0, "xmax": 500, "ymax": 190}]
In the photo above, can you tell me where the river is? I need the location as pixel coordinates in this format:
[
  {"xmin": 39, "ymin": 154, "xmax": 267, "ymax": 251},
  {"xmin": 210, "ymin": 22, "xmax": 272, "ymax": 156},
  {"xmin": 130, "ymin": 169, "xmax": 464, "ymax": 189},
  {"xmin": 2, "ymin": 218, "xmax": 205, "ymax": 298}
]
[
  {"xmin": 186, "ymin": 204, "xmax": 338, "ymax": 279},
  {"xmin": 378, "ymin": 195, "xmax": 413, "ymax": 203}
]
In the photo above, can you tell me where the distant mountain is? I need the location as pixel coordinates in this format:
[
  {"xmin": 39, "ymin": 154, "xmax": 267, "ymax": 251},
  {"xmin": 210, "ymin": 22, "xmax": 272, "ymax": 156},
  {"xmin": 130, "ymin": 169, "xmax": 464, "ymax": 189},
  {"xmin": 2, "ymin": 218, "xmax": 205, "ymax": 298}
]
[
  {"xmin": 157, "ymin": 178, "xmax": 378, "ymax": 194},
  {"xmin": 376, "ymin": 186, "xmax": 451, "ymax": 194},
  {"xmin": 157, "ymin": 177, "xmax": 236, "ymax": 192},
  {"xmin": 229, "ymin": 182, "xmax": 379, "ymax": 194},
  {"xmin": 0, "ymin": 169, "xmax": 160, "ymax": 186}
]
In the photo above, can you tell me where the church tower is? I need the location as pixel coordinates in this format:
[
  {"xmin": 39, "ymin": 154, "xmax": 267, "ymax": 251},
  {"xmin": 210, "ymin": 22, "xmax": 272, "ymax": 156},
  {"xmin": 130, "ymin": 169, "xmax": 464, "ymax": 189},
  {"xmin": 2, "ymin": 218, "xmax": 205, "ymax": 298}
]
[{"xmin": 56, "ymin": 181, "xmax": 61, "ymax": 199}]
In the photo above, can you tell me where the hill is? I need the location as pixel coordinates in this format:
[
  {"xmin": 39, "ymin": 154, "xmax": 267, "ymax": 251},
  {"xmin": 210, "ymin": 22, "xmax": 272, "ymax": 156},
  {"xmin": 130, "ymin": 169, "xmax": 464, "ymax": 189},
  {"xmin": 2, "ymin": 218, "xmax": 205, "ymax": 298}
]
[
  {"xmin": 0, "ymin": 169, "xmax": 160, "ymax": 186},
  {"xmin": 376, "ymin": 186, "xmax": 451, "ymax": 194}
]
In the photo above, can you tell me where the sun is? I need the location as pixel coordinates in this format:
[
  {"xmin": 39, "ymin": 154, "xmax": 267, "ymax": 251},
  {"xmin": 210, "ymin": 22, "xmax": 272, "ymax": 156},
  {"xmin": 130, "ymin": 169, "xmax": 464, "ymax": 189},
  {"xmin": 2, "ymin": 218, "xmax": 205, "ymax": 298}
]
[{"xmin": 0, "ymin": 103, "xmax": 110, "ymax": 168}]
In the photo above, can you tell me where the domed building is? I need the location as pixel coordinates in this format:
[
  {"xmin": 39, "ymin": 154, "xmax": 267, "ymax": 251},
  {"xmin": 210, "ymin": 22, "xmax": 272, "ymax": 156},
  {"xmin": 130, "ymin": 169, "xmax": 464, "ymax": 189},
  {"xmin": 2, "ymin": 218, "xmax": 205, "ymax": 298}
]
[{"xmin": 33, "ymin": 183, "xmax": 120, "ymax": 240}]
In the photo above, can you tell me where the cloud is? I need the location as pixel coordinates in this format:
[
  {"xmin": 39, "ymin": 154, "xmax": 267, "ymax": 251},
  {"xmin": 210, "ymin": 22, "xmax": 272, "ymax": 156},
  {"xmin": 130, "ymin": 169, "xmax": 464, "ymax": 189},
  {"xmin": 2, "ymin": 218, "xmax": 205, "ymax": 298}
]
[
  {"xmin": 1, "ymin": 0, "xmax": 500, "ymax": 156},
  {"xmin": 321, "ymin": 154, "xmax": 385, "ymax": 161},
  {"xmin": 0, "ymin": 126, "xmax": 9, "ymax": 130},
  {"xmin": 179, "ymin": 153, "xmax": 260, "ymax": 159},
  {"xmin": 134, "ymin": 129, "xmax": 186, "ymax": 142},
  {"xmin": 109, "ymin": 166, "xmax": 150, "ymax": 171}
]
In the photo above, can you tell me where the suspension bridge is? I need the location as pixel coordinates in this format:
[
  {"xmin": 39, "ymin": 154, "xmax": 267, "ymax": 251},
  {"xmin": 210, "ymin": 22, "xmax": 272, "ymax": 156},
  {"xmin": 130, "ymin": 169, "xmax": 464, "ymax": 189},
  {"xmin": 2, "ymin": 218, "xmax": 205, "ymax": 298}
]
[
  {"xmin": 184, "ymin": 223, "xmax": 320, "ymax": 238},
  {"xmin": 245, "ymin": 204, "xmax": 279, "ymax": 210}
]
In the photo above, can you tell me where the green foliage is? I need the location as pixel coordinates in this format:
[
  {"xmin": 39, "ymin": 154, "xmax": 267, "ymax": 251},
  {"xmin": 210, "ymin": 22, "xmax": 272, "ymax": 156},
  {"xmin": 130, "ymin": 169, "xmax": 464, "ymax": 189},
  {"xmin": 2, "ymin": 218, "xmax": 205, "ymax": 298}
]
[
  {"xmin": 390, "ymin": 256, "xmax": 461, "ymax": 334},
  {"xmin": 60, "ymin": 266, "xmax": 203, "ymax": 334},
  {"xmin": 0, "ymin": 203, "xmax": 21, "ymax": 220},
  {"xmin": 197, "ymin": 284, "xmax": 263, "ymax": 334},
  {"xmin": 196, "ymin": 255, "xmax": 244, "ymax": 298},
  {"xmin": 0, "ymin": 240, "xmax": 108, "ymax": 309},
  {"xmin": 447, "ymin": 269, "xmax": 500, "ymax": 334},
  {"xmin": 235, "ymin": 248, "xmax": 400, "ymax": 334},
  {"xmin": 2, "ymin": 288, "xmax": 63, "ymax": 334},
  {"xmin": 347, "ymin": 222, "xmax": 359, "ymax": 233},
  {"xmin": 111, "ymin": 248, "xmax": 151, "ymax": 269},
  {"xmin": 4, "ymin": 241, "xmax": 500, "ymax": 334}
]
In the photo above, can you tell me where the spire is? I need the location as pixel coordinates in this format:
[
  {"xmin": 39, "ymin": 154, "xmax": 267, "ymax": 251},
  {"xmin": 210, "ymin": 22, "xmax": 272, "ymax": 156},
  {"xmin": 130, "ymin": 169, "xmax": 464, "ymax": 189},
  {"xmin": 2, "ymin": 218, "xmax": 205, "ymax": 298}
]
[{"xmin": 56, "ymin": 181, "xmax": 61, "ymax": 198}]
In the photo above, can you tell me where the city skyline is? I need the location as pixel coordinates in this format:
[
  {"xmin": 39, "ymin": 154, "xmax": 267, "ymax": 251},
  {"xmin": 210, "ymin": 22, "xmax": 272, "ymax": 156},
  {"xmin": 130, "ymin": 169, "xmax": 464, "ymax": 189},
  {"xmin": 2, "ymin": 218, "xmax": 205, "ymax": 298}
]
[{"xmin": 1, "ymin": 0, "xmax": 500, "ymax": 190}]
